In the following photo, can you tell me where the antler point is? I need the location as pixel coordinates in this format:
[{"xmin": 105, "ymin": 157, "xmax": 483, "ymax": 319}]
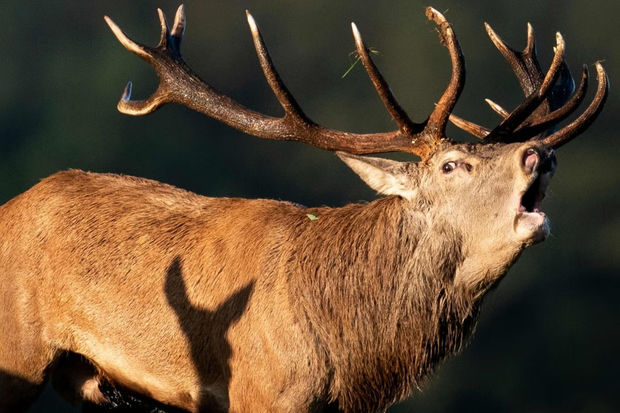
[
  {"xmin": 157, "ymin": 8, "xmax": 166, "ymax": 22},
  {"xmin": 484, "ymin": 22, "xmax": 499, "ymax": 39},
  {"xmin": 121, "ymin": 81, "xmax": 133, "ymax": 101},
  {"xmin": 351, "ymin": 23, "xmax": 363, "ymax": 47},
  {"xmin": 105, "ymin": 14, "xmax": 152, "ymax": 59},
  {"xmin": 426, "ymin": 6, "xmax": 439, "ymax": 16},
  {"xmin": 426, "ymin": 7, "xmax": 448, "ymax": 25},
  {"xmin": 104, "ymin": 15, "xmax": 120, "ymax": 34},
  {"xmin": 172, "ymin": 4, "xmax": 186, "ymax": 38},
  {"xmin": 156, "ymin": 8, "xmax": 170, "ymax": 49},
  {"xmin": 246, "ymin": 11, "xmax": 258, "ymax": 34}
]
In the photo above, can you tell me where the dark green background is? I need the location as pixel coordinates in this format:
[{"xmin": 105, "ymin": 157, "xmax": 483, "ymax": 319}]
[{"xmin": 2, "ymin": 1, "xmax": 617, "ymax": 412}]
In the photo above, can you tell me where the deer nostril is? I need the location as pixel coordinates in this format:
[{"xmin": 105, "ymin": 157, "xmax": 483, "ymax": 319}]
[{"xmin": 523, "ymin": 148, "xmax": 539, "ymax": 172}]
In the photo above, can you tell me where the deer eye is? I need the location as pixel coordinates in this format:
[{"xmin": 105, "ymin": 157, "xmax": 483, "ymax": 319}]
[{"xmin": 442, "ymin": 161, "xmax": 457, "ymax": 173}]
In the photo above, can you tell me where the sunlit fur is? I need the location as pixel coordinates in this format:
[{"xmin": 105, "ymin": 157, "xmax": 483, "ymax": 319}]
[{"xmin": 1, "ymin": 141, "xmax": 550, "ymax": 412}]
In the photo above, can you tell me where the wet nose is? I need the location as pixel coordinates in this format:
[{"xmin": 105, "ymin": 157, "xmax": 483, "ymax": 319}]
[{"xmin": 523, "ymin": 147, "xmax": 556, "ymax": 174}]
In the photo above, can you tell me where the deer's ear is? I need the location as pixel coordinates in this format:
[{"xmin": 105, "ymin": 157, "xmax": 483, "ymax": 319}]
[{"xmin": 337, "ymin": 152, "xmax": 417, "ymax": 200}]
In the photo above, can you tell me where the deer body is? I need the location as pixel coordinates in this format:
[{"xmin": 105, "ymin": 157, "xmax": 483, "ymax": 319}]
[
  {"xmin": 0, "ymin": 4, "xmax": 607, "ymax": 413},
  {"xmin": 0, "ymin": 144, "xmax": 543, "ymax": 412},
  {"xmin": 0, "ymin": 168, "xmax": 474, "ymax": 412}
]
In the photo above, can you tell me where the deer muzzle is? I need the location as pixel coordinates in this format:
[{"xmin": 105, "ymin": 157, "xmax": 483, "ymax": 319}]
[{"xmin": 514, "ymin": 146, "xmax": 557, "ymax": 243}]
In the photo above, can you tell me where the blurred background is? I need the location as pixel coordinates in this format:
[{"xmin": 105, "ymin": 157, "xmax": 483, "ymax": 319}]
[{"xmin": 1, "ymin": 0, "xmax": 617, "ymax": 412}]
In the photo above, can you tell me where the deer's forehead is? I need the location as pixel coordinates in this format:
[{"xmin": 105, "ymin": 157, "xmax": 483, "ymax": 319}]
[{"xmin": 432, "ymin": 142, "xmax": 519, "ymax": 161}]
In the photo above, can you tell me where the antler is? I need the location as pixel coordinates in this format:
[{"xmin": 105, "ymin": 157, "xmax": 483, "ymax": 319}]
[
  {"xmin": 104, "ymin": 5, "xmax": 466, "ymax": 160},
  {"xmin": 450, "ymin": 22, "xmax": 608, "ymax": 148}
]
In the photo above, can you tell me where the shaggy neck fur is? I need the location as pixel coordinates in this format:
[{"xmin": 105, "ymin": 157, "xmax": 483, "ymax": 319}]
[{"xmin": 288, "ymin": 196, "xmax": 484, "ymax": 412}]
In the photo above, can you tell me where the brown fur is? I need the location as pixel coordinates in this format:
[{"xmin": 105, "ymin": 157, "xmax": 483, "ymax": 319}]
[{"xmin": 0, "ymin": 141, "xmax": 555, "ymax": 412}]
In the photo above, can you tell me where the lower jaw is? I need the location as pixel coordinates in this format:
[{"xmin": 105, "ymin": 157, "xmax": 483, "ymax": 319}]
[{"xmin": 514, "ymin": 211, "xmax": 550, "ymax": 244}]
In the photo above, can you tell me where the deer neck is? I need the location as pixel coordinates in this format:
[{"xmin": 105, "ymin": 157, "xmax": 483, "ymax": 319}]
[{"xmin": 288, "ymin": 196, "xmax": 482, "ymax": 411}]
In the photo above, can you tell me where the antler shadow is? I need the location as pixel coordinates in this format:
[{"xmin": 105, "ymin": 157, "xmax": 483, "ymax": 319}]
[
  {"xmin": 164, "ymin": 256, "xmax": 254, "ymax": 412},
  {"xmin": 81, "ymin": 257, "xmax": 254, "ymax": 413}
]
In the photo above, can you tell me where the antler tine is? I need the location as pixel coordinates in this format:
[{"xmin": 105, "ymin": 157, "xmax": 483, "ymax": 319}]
[
  {"xmin": 156, "ymin": 8, "xmax": 169, "ymax": 48},
  {"xmin": 512, "ymin": 65, "xmax": 588, "ymax": 140},
  {"xmin": 172, "ymin": 5, "xmax": 186, "ymax": 38},
  {"xmin": 543, "ymin": 62, "xmax": 608, "ymax": 148},
  {"xmin": 485, "ymin": 22, "xmax": 542, "ymax": 96},
  {"xmin": 524, "ymin": 22, "xmax": 536, "ymax": 56},
  {"xmin": 484, "ymin": 32, "xmax": 565, "ymax": 141},
  {"xmin": 104, "ymin": 15, "xmax": 151, "ymax": 60},
  {"xmin": 538, "ymin": 35, "xmax": 567, "ymax": 95},
  {"xmin": 245, "ymin": 12, "xmax": 310, "ymax": 123},
  {"xmin": 485, "ymin": 99, "xmax": 510, "ymax": 118},
  {"xmin": 447, "ymin": 98, "xmax": 507, "ymax": 139},
  {"xmin": 448, "ymin": 113, "xmax": 490, "ymax": 139},
  {"xmin": 169, "ymin": 5, "xmax": 186, "ymax": 54},
  {"xmin": 425, "ymin": 7, "xmax": 466, "ymax": 138},
  {"xmin": 116, "ymin": 80, "xmax": 168, "ymax": 116},
  {"xmin": 351, "ymin": 23, "xmax": 422, "ymax": 138}
]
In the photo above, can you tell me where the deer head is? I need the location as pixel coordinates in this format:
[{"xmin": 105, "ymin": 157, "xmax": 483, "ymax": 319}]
[{"xmin": 104, "ymin": 5, "xmax": 607, "ymax": 290}]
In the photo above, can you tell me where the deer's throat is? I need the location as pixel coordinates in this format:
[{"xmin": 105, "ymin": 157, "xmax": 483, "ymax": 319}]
[{"xmin": 288, "ymin": 200, "xmax": 479, "ymax": 411}]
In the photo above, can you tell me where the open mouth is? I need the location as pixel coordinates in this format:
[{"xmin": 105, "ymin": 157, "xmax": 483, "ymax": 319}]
[
  {"xmin": 514, "ymin": 147, "xmax": 556, "ymax": 243},
  {"xmin": 519, "ymin": 174, "xmax": 547, "ymax": 213},
  {"xmin": 518, "ymin": 148, "xmax": 556, "ymax": 215}
]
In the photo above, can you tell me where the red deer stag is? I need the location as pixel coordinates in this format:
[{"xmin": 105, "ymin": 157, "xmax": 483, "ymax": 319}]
[{"xmin": 0, "ymin": 4, "xmax": 607, "ymax": 413}]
